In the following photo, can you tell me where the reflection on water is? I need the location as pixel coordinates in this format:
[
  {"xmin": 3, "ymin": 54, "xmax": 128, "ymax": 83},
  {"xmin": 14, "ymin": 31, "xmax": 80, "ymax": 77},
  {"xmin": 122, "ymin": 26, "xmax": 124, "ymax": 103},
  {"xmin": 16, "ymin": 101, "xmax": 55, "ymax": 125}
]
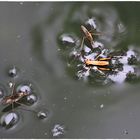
[
  {"xmin": 0, "ymin": 112, "xmax": 19, "ymax": 129},
  {"xmin": 0, "ymin": 2, "xmax": 140, "ymax": 139}
]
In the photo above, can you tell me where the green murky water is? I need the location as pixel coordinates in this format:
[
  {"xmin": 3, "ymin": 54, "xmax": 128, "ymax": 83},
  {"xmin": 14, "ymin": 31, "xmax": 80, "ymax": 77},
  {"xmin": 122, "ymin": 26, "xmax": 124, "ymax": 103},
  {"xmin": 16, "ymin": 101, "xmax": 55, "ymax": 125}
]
[{"xmin": 0, "ymin": 2, "xmax": 140, "ymax": 138}]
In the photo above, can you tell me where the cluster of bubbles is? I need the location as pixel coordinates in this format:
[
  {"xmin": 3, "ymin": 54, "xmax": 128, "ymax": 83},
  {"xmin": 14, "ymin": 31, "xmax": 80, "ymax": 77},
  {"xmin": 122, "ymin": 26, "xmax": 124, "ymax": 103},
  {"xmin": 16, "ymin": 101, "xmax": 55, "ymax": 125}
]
[
  {"xmin": 0, "ymin": 66, "xmax": 47, "ymax": 130},
  {"xmin": 58, "ymin": 17, "xmax": 140, "ymax": 85}
]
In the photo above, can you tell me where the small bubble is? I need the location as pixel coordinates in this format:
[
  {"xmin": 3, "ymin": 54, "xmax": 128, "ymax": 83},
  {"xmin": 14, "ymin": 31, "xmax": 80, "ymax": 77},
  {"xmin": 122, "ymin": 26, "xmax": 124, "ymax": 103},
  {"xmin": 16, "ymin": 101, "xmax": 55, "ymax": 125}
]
[
  {"xmin": 123, "ymin": 129, "xmax": 128, "ymax": 135},
  {"xmin": 52, "ymin": 124, "xmax": 65, "ymax": 137},
  {"xmin": 26, "ymin": 94, "xmax": 37, "ymax": 105},
  {"xmin": 37, "ymin": 111, "xmax": 47, "ymax": 120},
  {"xmin": 8, "ymin": 67, "xmax": 18, "ymax": 77},
  {"xmin": 60, "ymin": 34, "xmax": 75, "ymax": 44},
  {"xmin": 16, "ymin": 84, "xmax": 32, "ymax": 95},
  {"xmin": 8, "ymin": 82, "xmax": 13, "ymax": 88},
  {"xmin": 100, "ymin": 104, "xmax": 104, "ymax": 109},
  {"xmin": 85, "ymin": 18, "xmax": 97, "ymax": 29},
  {"xmin": 64, "ymin": 97, "xmax": 67, "ymax": 101},
  {"xmin": 0, "ymin": 112, "xmax": 19, "ymax": 129}
]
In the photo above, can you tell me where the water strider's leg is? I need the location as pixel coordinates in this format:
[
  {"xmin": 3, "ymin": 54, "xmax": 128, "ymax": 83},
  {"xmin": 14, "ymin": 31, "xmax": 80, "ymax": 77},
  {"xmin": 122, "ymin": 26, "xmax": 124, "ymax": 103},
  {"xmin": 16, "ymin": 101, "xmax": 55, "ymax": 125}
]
[
  {"xmin": 11, "ymin": 83, "xmax": 15, "ymax": 95},
  {"xmin": 111, "ymin": 56, "xmax": 123, "ymax": 59},
  {"xmin": 71, "ymin": 37, "xmax": 86, "ymax": 64},
  {"xmin": 89, "ymin": 28, "xmax": 103, "ymax": 36},
  {"xmin": 90, "ymin": 32, "xmax": 103, "ymax": 36},
  {"xmin": 94, "ymin": 53, "xmax": 102, "ymax": 60},
  {"xmin": 9, "ymin": 82, "xmax": 15, "ymax": 112},
  {"xmin": 99, "ymin": 58, "xmax": 111, "ymax": 61},
  {"xmin": 80, "ymin": 37, "xmax": 85, "ymax": 51},
  {"xmin": 16, "ymin": 101, "xmax": 38, "ymax": 114},
  {"xmin": 97, "ymin": 68, "xmax": 105, "ymax": 75},
  {"xmin": 98, "ymin": 67, "xmax": 111, "ymax": 71}
]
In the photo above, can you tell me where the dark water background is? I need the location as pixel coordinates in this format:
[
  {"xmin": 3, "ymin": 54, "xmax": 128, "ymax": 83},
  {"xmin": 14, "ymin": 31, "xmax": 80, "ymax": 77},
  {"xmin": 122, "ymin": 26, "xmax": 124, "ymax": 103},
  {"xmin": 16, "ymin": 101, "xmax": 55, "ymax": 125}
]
[{"xmin": 0, "ymin": 2, "xmax": 140, "ymax": 138}]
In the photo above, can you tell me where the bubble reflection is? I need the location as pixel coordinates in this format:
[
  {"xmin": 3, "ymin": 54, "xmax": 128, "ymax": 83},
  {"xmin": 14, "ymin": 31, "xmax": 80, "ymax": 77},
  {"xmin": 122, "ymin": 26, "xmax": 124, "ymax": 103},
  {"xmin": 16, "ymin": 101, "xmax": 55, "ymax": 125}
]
[{"xmin": 0, "ymin": 112, "xmax": 19, "ymax": 129}]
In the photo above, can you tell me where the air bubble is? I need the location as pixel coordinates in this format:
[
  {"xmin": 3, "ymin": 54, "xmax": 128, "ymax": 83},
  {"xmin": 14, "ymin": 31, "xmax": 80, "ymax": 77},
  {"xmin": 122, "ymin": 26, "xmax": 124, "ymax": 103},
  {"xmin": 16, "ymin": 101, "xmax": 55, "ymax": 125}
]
[
  {"xmin": 100, "ymin": 104, "xmax": 104, "ymax": 109},
  {"xmin": 8, "ymin": 67, "xmax": 18, "ymax": 77},
  {"xmin": 0, "ymin": 112, "xmax": 19, "ymax": 129},
  {"xmin": 16, "ymin": 84, "xmax": 32, "ymax": 95},
  {"xmin": 37, "ymin": 111, "xmax": 47, "ymax": 119},
  {"xmin": 85, "ymin": 18, "xmax": 97, "ymax": 29},
  {"xmin": 60, "ymin": 34, "xmax": 75, "ymax": 45},
  {"xmin": 26, "ymin": 94, "xmax": 37, "ymax": 105}
]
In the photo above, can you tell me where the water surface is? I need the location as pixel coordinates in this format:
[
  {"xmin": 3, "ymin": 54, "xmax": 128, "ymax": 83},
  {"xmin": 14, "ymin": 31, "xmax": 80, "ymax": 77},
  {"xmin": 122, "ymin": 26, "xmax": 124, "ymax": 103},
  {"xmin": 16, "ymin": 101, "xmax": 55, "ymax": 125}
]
[{"xmin": 0, "ymin": 2, "xmax": 140, "ymax": 138}]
